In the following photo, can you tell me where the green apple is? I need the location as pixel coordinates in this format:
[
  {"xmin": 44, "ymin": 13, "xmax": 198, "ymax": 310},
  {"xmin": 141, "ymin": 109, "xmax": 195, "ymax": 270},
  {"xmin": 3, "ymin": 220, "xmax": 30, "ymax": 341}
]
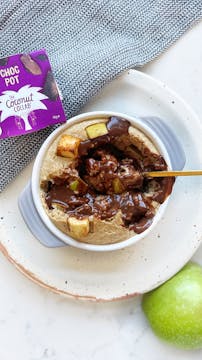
[{"xmin": 142, "ymin": 262, "xmax": 202, "ymax": 349}]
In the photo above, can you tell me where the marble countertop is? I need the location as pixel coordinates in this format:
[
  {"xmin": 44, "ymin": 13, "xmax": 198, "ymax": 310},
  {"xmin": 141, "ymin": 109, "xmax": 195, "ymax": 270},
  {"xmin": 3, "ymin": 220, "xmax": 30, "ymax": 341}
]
[{"xmin": 1, "ymin": 21, "xmax": 202, "ymax": 360}]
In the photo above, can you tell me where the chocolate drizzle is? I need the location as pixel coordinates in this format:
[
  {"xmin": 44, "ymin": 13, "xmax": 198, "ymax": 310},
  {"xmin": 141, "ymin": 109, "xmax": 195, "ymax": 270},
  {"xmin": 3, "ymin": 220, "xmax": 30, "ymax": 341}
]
[
  {"xmin": 107, "ymin": 116, "xmax": 130, "ymax": 136},
  {"xmin": 78, "ymin": 117, "xmax": 129, "ymax": 157},
  {"xmin": 45, "ymin": 117, "xmax": 175, "ymax": 234}
]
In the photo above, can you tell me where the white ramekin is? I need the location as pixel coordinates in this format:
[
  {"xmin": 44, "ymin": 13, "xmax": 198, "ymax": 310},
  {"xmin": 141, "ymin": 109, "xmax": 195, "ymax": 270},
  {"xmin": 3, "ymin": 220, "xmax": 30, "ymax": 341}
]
[{"xmin": 31, "ymin": 111, "xmax": 172, "ymax": 252}]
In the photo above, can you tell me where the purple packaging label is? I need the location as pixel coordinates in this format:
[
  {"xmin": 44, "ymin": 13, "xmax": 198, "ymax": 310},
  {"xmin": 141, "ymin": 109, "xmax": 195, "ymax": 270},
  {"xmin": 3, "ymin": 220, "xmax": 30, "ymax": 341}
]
[{"xmin": 0, "ymin": 49, "xmax": 66, "ymax": 139}]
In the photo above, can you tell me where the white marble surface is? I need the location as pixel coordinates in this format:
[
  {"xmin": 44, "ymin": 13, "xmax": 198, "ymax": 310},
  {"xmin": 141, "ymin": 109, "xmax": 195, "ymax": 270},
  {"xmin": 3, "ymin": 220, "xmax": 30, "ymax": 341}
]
[{"xmin": 1, "ymin": 21, "xmax": 202, "ymax": 360}]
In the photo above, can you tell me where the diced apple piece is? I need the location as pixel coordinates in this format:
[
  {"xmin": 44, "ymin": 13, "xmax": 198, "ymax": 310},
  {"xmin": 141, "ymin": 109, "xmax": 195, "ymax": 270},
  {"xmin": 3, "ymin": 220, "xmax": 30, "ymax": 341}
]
[
  {"xmin": 69, "ymin": 179, "xmax": 79, "ymax": 191},
  {"xmin": 85, "ymin": 122, "xmax": 108, "ymax": 139},
  {"xmin": 77, "ymin": 178, "xmax": 88, "ymax": 194},
  {"xmin": 52, "ymin": 202, "xmax": 67, "ymax": 211},
  {"xmin": 67, "ymin": 217, "xmax": 89, "ymax": 238},
  {"xmin": 56, "ymin": 134, "xmax": 81, "ymax": 159},
  {"xmin": 112, "ymin": 178, "xmax": 124, "ymax": 194},
  {"xmin": 69, "ymin": 178, "xmax": 88, "ymax": 194},
  {"xmin": 89, "ymin": 216, "xmax": 94, "ymax": 233}
]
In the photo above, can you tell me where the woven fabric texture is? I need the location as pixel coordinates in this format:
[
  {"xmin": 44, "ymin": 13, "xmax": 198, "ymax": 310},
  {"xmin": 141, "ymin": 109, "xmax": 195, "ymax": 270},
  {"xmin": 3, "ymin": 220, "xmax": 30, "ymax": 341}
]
[{"xmin": 1, "ymin": 0, "xmax": 202, "ymax": 191}]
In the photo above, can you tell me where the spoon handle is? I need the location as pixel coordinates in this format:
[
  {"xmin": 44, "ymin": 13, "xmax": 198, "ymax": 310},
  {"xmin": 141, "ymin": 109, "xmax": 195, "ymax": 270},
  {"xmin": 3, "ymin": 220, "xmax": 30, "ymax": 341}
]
[{"xmin": 145, "ymin": 170, "xmax": 202, "ymax": 178}]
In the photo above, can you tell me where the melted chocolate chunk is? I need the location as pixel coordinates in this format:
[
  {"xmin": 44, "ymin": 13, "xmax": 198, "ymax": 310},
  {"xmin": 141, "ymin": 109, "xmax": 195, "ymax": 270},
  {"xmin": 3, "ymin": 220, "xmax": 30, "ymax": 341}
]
[
  {"xmin": 46, "ymin": 184, "xmax": 88, "ymax": 210},
  {"xmin": 79, "ymin": 135, "xmax": 110, "ymax": 157},
  {"xmin": 45, "ymin": 117, "xmax": 175, "ymax": 234},
  {"xmin": 131, "ymin": 217, "xmax": 153, "ymax": 234},
  {"xmin": 143, "ymin": 153, "xmax": 168, "ymax": 171},
  {"xmin": 107, "ymin": 116, "xmax": 130, "ymax": 137},
  {"xmin": 82, "ymin": 148, "xmax": 143, "ymax": 194},
  {"xmin": 117, "ymin": 159, "xmax": 143, "ymax": 189},
  {"xmin": 151, "ymin": 177, "xmax": 175, "ymax": 204}
]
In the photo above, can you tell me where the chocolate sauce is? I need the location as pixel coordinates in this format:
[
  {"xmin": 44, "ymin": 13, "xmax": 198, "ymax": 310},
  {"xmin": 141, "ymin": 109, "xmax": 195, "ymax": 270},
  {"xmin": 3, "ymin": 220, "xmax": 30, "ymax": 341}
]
[
  {"xmin": 151, "ymin": 177, "xmax": 175, "ymax": 204},
  {"xmin": 107, "ymin": 117, "xmax": 130, "ymax": 137},
  {"xmin": 46, "ymin": 182, "xmax": 155, "ymax": 232},
  {"xmin": 78, "ymin": 135, "xmax": 110, "ymax": 157},
  {"xmin": 46, "ymin": 184, "xmax": 89, "ymax": 210},
  {"xmin": 45, "ymin": 117, "xmax": 175, "ymax": 234},
  {"xmin": 78, "ymin": 117, "xmax": 129, "ymax": 157},
  {"xmin": 132, "ymin": 218, "xmax": 153, "ymax": 234}
]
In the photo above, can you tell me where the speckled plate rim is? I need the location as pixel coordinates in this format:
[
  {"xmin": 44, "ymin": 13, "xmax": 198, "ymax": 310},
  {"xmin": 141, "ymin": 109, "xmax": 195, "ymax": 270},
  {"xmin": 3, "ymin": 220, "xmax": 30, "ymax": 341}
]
[
  {"xmin": 0, "ymin": 243, "xmax": 135, "ymax": 301},
  {"xmin": 1, "ymin": 69, "xmax": 202, "ymax": 301}
]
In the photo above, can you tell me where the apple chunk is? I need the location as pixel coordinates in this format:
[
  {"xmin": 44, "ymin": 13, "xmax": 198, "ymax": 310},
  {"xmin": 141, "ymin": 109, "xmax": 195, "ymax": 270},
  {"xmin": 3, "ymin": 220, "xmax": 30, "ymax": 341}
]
[
  {"xmin": 69, "ymin": 178, "xmax": 88, "ymax": 194},
  {"xmin": 85, "ymin": 122, "xmax": 108, "ymax": 139},
  {"xmin": 112, "ymin": 178, "xmax": 124, "ymax": 194},
  {"xmin": 57, "ymin": 134, "xmax": 81, "ymax": 159},
  {"xmin": 67, "ymin": 217, "xmax": 89, "ymax": 238}
]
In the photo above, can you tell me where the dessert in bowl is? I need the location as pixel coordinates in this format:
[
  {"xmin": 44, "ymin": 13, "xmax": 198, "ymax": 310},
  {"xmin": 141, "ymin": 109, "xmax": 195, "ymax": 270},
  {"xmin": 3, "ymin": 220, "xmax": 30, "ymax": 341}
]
[{"xmin": 31, "ymin": 111, "xmax": 175, "ymax": 251}]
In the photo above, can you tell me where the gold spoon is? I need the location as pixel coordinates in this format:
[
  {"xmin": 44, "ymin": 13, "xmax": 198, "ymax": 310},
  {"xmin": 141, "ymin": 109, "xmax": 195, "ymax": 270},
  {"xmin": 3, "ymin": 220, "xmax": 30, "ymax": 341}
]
[{"xmin": 145, "ymin": 170, "xmax": 202, "ymax": 178}]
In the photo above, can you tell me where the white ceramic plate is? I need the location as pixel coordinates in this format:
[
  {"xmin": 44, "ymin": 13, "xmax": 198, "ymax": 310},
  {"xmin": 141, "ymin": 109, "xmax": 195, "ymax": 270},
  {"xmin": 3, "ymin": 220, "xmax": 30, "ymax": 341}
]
[{"xmin": 1, "ymin": 69, "xmax": 202, "ymax": 301}]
